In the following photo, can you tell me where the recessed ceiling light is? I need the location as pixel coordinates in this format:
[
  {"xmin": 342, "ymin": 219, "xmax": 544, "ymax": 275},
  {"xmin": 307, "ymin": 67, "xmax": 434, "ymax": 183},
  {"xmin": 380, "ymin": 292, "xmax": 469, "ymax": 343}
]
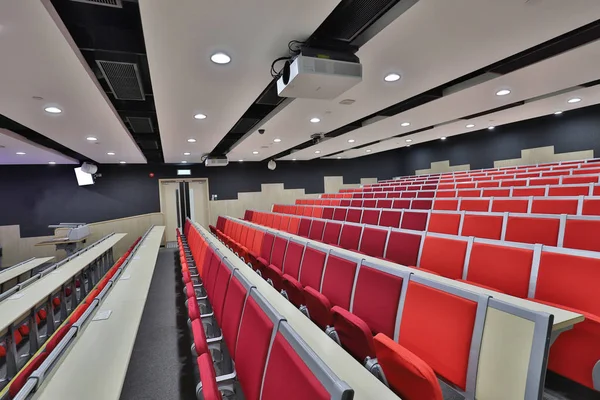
[
  {"xmin": 568, "ymin": 97, "xmax": 582, "ymax": 104},
  {"xmin": 488, "ymin": 126, "xmax": 495, "ymax": 130},
  {"xmin": 183, "ymin": 152, "xmax": 191, "ymax": 156},
  {"xmin": 16, "ymin": 152, "xmax": 25, "ymax": 155},
  {"xmin": 253, "ymin": 151, "xmax": 259, "ymax": 155},
  {"xmin": 441, "ymin": 137, "xmax": 447, "ymax": 140},
  {"xmin": 194, "ymin": 113, "xmax": 207, "ymax": 120},
  {"xmin": 181, "ymin": 161, "xmax": 187, "ymax": 164},
  {"xmin": 406, "ymin": 139, "xmax": 412, "ymax": 143},
  {"xmin": 384, "ymin": 73, "xmax": 401, "ymax": 82},
  {"xmin": 44, "ymin": 106, "xmax": 62, "ymax": 114},
  {"xmin": 337, "ymin": 156, "xmax": 342, "ymax": 159},
  {"xmin": 86, "ymin": 136, "xmax": 97, "ymax": 141},
  {"xmin": 273, "ymin": 138, "xmax": 281, "ymax": 143},
  {"xmin": 210, "ymin": 52, "xmax": 231, "ymax": 64},
  {"xmin": 48, "ymin": 161, "xmax": 56, "ymax": 165},
  {"xmin": 554, "ymin": 111, "xmax": 563, "ymax": 115},
  {"xmin": 187, "ymin": 138, "xmax": 197, "ymax": 143},
  {"xmin": 401, "ymin": 122, "xmax": 410, "ymax": 127},
  {"xmin": 348, "ymin": 139, "xmax": 355, "ymax": 143},
  {"xmin": 496, "ymin": 89, "xmax": 511, "ymax": 96},
  {"xmin": 366, "ymin": 149, "xmax": 372, "ymax": 153},
  {"xmin": 119, "ymin": 161, "xmax": 126, "ymax": 164},
  {"xmin": 107, "ymin": 152, "xmax": 115, "ymax": 156},
  {"xmin": 238, "ymin": 159, "xmax": 243, "ymax": 162},
  {"xmin": 292, "ymin": 158, "xmax": 297, "ymax": 161},
  {"xmin": 406, "ymin": 144, "xmax": 411, "ymax": 147},
  {"xmin": 310, "ymin": 117, "xmax": 321, "ymax": 123},
  {"xmin": 315, "ymin": 150, "xmax": 321, "ymax": 154},
  {"xmin": 466, "ymin": 124, "xmax": 475, "ymax": 128}
]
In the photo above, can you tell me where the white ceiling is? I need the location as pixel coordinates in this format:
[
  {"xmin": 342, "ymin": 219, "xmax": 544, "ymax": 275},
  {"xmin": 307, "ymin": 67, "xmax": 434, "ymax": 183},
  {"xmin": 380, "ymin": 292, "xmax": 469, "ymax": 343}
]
[
  {"xmin": 285, "ymin": 37, "xmax": 600, "ymax": 160},
  {"xmin": 0, "ymin": 129, "xmax": 77, "ymax": 165},
  {"xmin": 0, "ymin": 0, "xmax": 146, "ymax": 164},
  {"xmin": 139, "ymin": 0, "xmax": 340, "ymax": 164},
  {"xmin": 227, "ymin": 0, "xmax": 600, "ymax": 162}
]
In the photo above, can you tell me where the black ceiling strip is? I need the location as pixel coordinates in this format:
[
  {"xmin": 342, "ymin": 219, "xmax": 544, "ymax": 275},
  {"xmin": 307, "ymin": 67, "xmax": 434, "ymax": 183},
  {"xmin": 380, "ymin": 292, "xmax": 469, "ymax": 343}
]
[
  {"xmin": 462, "ymin": 101, "xmax": 525, "ymax": 121},
  {"xmin": 0, "ymin": 115, "xmax": 89, "ymax": 163},
  {"xmin": 581, "ymin": 78, "xmax": 600, "ymax": 88},
  {"xmin": 50, "ymin": 0, "xmax": 164, "ymax": 163},
  {"xmin": 270, "ymin": 19, "xmax": 600, "ymax": 160}
]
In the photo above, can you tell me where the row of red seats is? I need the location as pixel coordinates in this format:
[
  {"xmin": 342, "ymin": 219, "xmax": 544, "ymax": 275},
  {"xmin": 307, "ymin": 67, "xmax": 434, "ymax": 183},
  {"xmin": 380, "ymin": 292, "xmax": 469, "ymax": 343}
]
[
  {"xmin": 228, "ymin": 213, "xmax": 600, "ymax": 391},
  {"xmin": 265, "ymin": 206, "xmax": 600, "ymax": 252},
  {"xmin": 178, "ymin": 224, "xmax": 355, "ymax": 400},
  {"xmin": 7, "ymin": 238, "xmax": 141, "ymax": 399},
  {"xmin": 286, "ymin": 195, "xmax": 600, "ymax": 216}
]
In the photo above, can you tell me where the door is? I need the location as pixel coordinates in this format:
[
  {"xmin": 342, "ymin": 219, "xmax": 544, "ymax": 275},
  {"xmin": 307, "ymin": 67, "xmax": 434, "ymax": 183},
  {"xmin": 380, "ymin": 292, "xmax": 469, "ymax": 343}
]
[
  {"xmin": 160, "ymin": 179, "xmax": 210, "ymax": 242},
  {"xmin": 189, "ymin": 181, "xmax": 209, "ymax": 228}
]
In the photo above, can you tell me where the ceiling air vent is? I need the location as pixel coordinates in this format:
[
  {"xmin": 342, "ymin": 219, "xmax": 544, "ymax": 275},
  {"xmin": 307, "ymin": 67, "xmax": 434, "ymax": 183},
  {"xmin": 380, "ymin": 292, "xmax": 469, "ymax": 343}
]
[
  {"xmin": 96, "ymin": 61, "xmax": 145, "ymax": 101},
  {"xmin": 70, "ymin": 0, "xmax": 122, "ymax": 8},
  {"xmin": 126, "ymin": 117, "xmax": 154, "ymax": 133}
]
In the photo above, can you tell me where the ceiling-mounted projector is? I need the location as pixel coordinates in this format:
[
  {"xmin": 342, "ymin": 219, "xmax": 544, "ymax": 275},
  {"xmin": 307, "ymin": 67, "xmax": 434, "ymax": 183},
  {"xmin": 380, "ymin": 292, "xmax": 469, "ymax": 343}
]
[
  {"xmin": 205, "ymin": 156, "xmax": 229, "ymax": 167},
  {"xmin": 80, "ymin": 162, "xmax": 98, "ymax": 174},
  {"xmin": 277, "ymin": 50, "xmax": 362, "ymax": 100}
]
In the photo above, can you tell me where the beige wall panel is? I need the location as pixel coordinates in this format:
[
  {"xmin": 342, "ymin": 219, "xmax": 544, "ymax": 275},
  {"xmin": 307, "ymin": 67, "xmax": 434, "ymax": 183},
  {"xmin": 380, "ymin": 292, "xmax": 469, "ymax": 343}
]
[
  {"xmin": 494, "ymin": 146, "xmax": 594, "ymax": 167},
  {"xmin": 360, "ymin": 177, "xmax": 378, "ymax": 185},
  {"xmin": 416, "ymin": 160, "xmax": 471, "ymax": 175}
]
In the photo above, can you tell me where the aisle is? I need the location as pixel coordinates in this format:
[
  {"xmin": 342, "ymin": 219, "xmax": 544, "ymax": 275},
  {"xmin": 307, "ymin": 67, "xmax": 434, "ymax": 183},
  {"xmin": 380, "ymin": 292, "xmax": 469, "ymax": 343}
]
[{"xmin": 120, "ymin": 248, "xmax": 197, "ymax": 400}]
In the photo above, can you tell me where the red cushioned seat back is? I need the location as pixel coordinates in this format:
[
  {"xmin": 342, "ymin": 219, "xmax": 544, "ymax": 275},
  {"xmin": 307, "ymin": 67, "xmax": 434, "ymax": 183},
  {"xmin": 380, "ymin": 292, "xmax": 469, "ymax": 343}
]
[
  {"xmin": 505, "ymin": 216, "xmax": 559, "ymax": 246},
  {"xmin": 45, "ymin": 324, "xmax": 72, "ymax": 353},
  {"xmin": 411, "ymin": 199, "xmax": 433, "ymax": 210},
  {"xmin": 460, "ymin": 199, "xmax": 490, "ymax": 212},
  {"xmin": 363, "ymin": 199, "xmax": 377, "ymax": 208},
  {"xmin": 457, "ymin": 182, "xmax": 476, "ymax": 189},
  {"xmin": 530, "ymin": 177, "xmax": 559, "ymax": 186},
  {"xmin": 385, "ymin": 230, "xmax": 422, "ymax": 266},
  {"xmin": 313, "ymin": 207, "xmax": 323, "ymax": 219},
  {"xmin": 374, "ymin": 333, "xmax": 443, "ymax": 400},
  {"xmin": 400, "ymin": 211, "xmax": 428, "ymax": 231},
  {"xmin": 262, "ymin": 331, "xmax": 331, "ymax": 400},
  {"xmin": 433, "ymin": 199, "xmax": 458, "ymax": 211},
  {"xmin": 417, "ymin": 191, "xmax": 435, "ymax": 198},
  {"xmin": 379, "ymin": 210, "xmax": 402, "ymax": 228},
  {"xmin": 303, "ymin": 286, "xmax": 333, "ymax": 330},
  {"xmin": 563, "ymin": 175, "xmax": 599, "ymax": 185},
  {"xmin": 265, "ymin": 213, "xmax": 275, "ymax": 228},
  {"xmin": 322, "ymin": 221, "xmax": 342, "ymax": 246},
  {"xmin": 338, "ymin": 224, "xmax": 362, "ymax": 251},
  {"xmin": 206, "ymin": 258, "xmax": 223, "ymax": 298},
  {"xmin": 582, "ymin": 198, "xmax": 600, "ymax": 216},
  {"xmin": 388, "ymin": 192, "xmax": 401, "ymax": 198},
  {"xmin": 563, "ymin": 218, "xmax": 600, "ymax": 252},
  {"xmin": 340, "ymin": 199, "xmax": 351, "ymax": 207},
  {"xmin": 530, "ymin": 199, "xmax": 578, "ymax": 215},
  {"xmin": 303, "ymin": 206, "xmax": 313, "ymax": 217},
  {"xmin": 320, "ymin": 254, "xmax": 358, "ymax": 310},
  {"xmin": 466, "ymin": 242, "xmax": 534, "ymax": 297},
  {"xmin": 549, "ymin": 185, "xmax": 589, "ymax": 196},
  {"xmin": 9, "ymin": 352, "xmax": 49, "ymax": 398},
  {"xmin": 501, "ymin": 179, "xmax": 527, "ymax": 187},
  {"xmin": 513, "ymin": 187, "xmax": 545, "ymax": 197},
  {"xmin": 491, "ymin": 198, "xmax": 529, "ymax": 213},
  {"xmin": 461, "ymin": 214, "xmax": 503, "ymax": 240},
  {"xmin": 535, "ymin": 251, "xmax": 600, "ymax": 316},
  {"xmin": 478, "ymin": 181, "xmax": 500, "ymax": 188},
  {"xmin": 436, "ymin": 190, "xmax": 456, "ymax": 198},
  {"xmin": 298, "ymin": 218, "xmax": 312, "ymax": 238},
  {"xmin": 288, "ymin": 218, "xmax": 300, "ymax": 234},
  {"xmin": 483, "ymin": 188, "xmax": 510, "ymax": 197},
  {"xmin": 244, "ymin": 227, "xmax": 256, "ymax": 247},
  {"xmin": 350, "ymin": 199, "xmax": 362, "ymax": 208},
  {"xmin": 271, "ymin": 205, "xmax": 283, "ymax": 213},
  {"xmin": 212, "ymin": 264, "xmax": 233, "ymax": 323},
  {"xmin": 308, "ymin": 219, "xmax": 325, "ymax": 241},
  {"xmin": 322, "ymin": 207, "xmax": 334, "ymax": 220},
  {"xmin": 216, "ymin": 216, "xmax": 227, "ymax": 231},
  {"xmin": 457, "ymin": 189, "xmax": 481, "ymax": 198},
  {"xmin": 221, "ymin": 276, "xmax": 248, "ymax": 359},
  {"xmin": 427, "ymin": 213, "xmax": 460, "ymax": 235},
  {"xmin": 197, "ymin": 353, "xmax": 223, "ymax": 400},
  {"xmin": 361, "ymin": 209, "xmax": 380, "ymax": 225},
  {"xmin": 393, "ymin": 199, "xmax": 411, "ymax": 209},
  {"xmin": 438, "ymin": 184, "xmax": 454, "ymax": 190},
  {"xmin": 374, "ymin": 192, "xmax": 386, "ymax": 199},
  {"xmin": 358, "ymin": 227, "xmax": 388, "ymax": 258},
  {"xmin": 282, "ymin": 240, "xmax": 304, "ymax": 279},
  {"xmin": 251, "ymin": 230, "xmax": 264, "ymax": 256},
  {"xmin": 352, "ymin": 264, "xmax": 403, "ymax": 338},
  {"xmin": 399, "ymin": 281, "xmax": 478, "ymax": 390},
  {"xmin": 298, "ymin": 247, "xmax": 328, "ymax": 290},
  {"xmin": 269, "ymin": 236, "xmax": 288, "ymax": 271},
  {"xmin": 333, "ymin": 208, "xmax": 347, "ymax": 221},
  {"xmin": 419, "ymin": 235, "xmax": 467, "ymax": 279},
  {"xmin": 377, "ymin": 199, "xmax": 393, "ymax": 208},
  {"xmin": 294, "ymin": 206, "xmax": 305, "ymax": 216},
  {"xmin": 332, "ymin": 306, "xmax": 376, "ymax": 362},
  {"xmin": 401, "ymin": 191, "xmax": 417, "ymax": 198},
  {"xmin": 235, "ymin": 296, "xmax": 275, "ymax": 400}
]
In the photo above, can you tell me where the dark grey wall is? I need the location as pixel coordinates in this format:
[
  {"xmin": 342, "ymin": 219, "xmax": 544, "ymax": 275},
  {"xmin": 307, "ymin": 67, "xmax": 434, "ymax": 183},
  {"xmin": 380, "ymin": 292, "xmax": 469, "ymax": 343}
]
[{"xmin": 1, "ymin": 104, "xmax": 600, "ymax": 237}]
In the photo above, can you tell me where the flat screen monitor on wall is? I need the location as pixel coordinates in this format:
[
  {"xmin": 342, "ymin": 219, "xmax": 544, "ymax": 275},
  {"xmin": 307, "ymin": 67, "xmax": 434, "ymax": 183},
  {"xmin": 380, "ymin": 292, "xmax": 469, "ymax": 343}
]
[{"xmin": 74, "ymin": 167, "xmax": 94, "ymax": 186}]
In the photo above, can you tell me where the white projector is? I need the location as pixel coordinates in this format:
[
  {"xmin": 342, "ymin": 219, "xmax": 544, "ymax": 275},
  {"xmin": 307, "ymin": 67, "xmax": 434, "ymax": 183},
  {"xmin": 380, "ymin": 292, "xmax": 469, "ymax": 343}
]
[
  {"xmin": 205, "ymin": 156, "xmax": 229, "ymax": 167},
  {"xmin": 277, "ymin": 54, "xmax": 362, "ymax": 100}
]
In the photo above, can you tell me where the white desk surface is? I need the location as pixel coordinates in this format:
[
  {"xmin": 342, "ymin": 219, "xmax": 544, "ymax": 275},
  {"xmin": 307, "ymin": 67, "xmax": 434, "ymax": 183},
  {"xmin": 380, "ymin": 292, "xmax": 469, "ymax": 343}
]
[
  {"xmin": 33, "ymin": 226, "xmax": 164, "ymax": 400},
  {"xmin": 206, "ymin": 225, "xmax": 401, "ymax": 400},
  {"xmin": 0, "ymin": 234, "xmax": 126, "ymax": 334},
  {"xmin": 0, "ymin": 257, "xmax": 54, "ymax": 286},
  {"xmin": 236, "ymin": 218, "xmax": 584, "ymax": 331}
]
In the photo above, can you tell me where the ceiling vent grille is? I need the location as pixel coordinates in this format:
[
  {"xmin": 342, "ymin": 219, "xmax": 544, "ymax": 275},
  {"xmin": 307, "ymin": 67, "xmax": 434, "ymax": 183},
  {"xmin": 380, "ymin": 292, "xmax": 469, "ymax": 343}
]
[
  {"xmin": 96, "ymin": 61, "xmax": 145, "ymax": 101},
  {"xmin": 126, "ymin": 117, "xmax": 154, "ymax": 133},
  {"xmin": 70, "ymin": 0, "xmax": 123, "ymax": 8}
]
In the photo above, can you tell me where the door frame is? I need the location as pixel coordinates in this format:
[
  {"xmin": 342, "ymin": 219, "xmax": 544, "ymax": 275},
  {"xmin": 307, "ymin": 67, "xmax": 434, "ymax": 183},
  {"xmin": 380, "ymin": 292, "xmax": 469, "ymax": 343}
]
[{"xmin": 158, "ymin": 178, "xmax": 211, "ymax": 228}]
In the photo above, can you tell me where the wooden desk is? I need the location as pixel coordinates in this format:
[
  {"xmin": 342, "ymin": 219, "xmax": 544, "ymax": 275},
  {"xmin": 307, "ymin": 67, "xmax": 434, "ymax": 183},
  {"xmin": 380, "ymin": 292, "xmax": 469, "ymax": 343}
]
[
  {"xmin": 36, "ymin": 236, "xmax": 88, "ymax": 256},
  {"xmin": 0, "ymin": 257, "xmax": 54, "ymax": 289},
  {"xmin": 0, "ymin": 234, "xmax": 125, "ymax": 334},
  {"xmin": 32, "ymin": 226, "xmax": 165, "ymax": 400},
  {"xmin": 203, "ymin": 224, "xmax": 400, "ymax": 400}
]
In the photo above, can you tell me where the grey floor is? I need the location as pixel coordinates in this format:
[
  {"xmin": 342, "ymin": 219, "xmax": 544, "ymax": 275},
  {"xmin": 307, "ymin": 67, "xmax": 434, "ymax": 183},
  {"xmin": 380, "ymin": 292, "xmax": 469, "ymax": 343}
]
[{"xmin": 120, "ymin": 248, "xmax": 197, "ymax": 400}]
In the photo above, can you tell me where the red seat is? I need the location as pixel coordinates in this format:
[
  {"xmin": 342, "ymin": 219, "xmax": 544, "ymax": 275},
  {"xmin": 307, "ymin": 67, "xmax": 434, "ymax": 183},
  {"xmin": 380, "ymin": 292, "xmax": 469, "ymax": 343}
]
[
  {"xmin": 288, "ymin": 217, "xmax": 300, "ymax": 234},
  {"xmin": 432, "ymin": 199, "xmax": 458, "ymax": 211},
  {"xmin": 322, "ymin": 221, "xmax": 342, "ymax": 246},
  {"xmin": 221, "ymin": 274, "xmax": 249, "ymax": 359},
  {"xmin": 392, "ymin": 199, "xmax": 411, "ymax": 210},
  {"xmin": 459, "ymin": 199, "xmax": 490, "ymax": 212},
  {"xmin": 384, "ymin": 230, "xmax": 422, "ymax": 266},
  {"xmin": 427, "ymin": 212, "xmax": 460, "ymax": 235},
  {"xmin": 191, "ymin": 319, "xmax": 209, "ymax": 356},
  {"xmin": 298, "ymin": 218, "xmax": 312, "ymax": 238},
  {"xmin": 377, "ymin": 199, "xmax": 393, "ymax": 209},
  {"xmin": 332, "ymin": 208, "xmax": 347, "ymax": 221},
  {"xmin": 322, "ymin": 207, "xmax": 334, "ymax": 220},
  {"xmin": 358, "ymin": 227, "xmax": 388, "ymax": 258},
  {"xmin": 320, "ymin": 254, "xmax": 359, "ymax": 311},
  {"xmin": 563, "ymin": 218, "xmax": 600, "ymax": 252},
  {"xmin": 363, "ymin": 199, "xmax": 377, "ymax": 208},
  {"xmin": 374, "ymin": 333, "xmax": 443, "ymax": 400},
  {"xmin": 345, "ymin": 208, "xmax": 362, "ymax": 223},
  {"xmin": 283, "ymin": 246, "xmax": 327, "ymax": 308},
  {"xmin": 419, "ymin": 235, "xmax": 468, "ymax": 279},
  {"xmin": 303, "ymin": 286, "xmax": 333, "ymax": 330},
  {"xmin": 9, "ymin": 352, "xmax": 49, "ymax": 398},
  {"xmin": 361, "ymin": 209, "xmax": 380, "ymax": 225},
  {"xmin": 331, "ymin": 306, "xmax": 375, "ymax": 362},
  {"xmin": 582, "ymin": 198, "xmax": 600, "ymax": 216},
  {"xmin": 549, "ymin": 185, "xmax": 590, "ymax": 196},
  {"xmin": 512, "ymin": 187, "xmax": 545, "ymax": 197},
  {"xmin": 197, "ymin": 353, "xmax": 223, "ymax": 400},
  {"xmin": 491, "ymin": 198, "xmax": 529, "ymax": 213},
  {"xmin": 45, "ymin": 324, "xmax": 72, "ymax": 353},
  {"xmin": 482, "ymin": 188, "xmax": 510, "ymax": 197},
  {"xmin": 338, "ymin": 224, "xmax": 362, "ymax": 251},
  {"xmin": 530, "ymin": 198, "xmax": 578, "ymax": 215},
  {"xmin": 379, "ymin": 210, "xmax": 401, "ymax": 228},
  {"xmin": 460, "ymin": 214, "xmax": 503, "ymax": 240},
  {"xmin": 504, "ymin": 215, "xmax": 560, "ymax": 246},
  {"xmin": 411, "ymin": 199, "xmax": 433, "ymax": 210},
  {"xmin": 350, "ymin": 199, "xmax": 362, "ymax": 208},
  {"xmin": 400, "ymin": 211, "xmax": 428, "ymax": 231},
  {"xmin": 307, "ymin": 219, "xmax": 325, "ymax": 241}
]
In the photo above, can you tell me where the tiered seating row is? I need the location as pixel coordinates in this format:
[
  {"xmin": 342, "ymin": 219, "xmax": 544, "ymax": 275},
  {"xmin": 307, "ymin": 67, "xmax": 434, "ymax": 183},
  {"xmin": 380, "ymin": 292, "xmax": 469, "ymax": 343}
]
[
  {"xmin": 230, "ymin": 212, "xmax": 600, "ymax": 391},
  {"xmin": 287, "ymin": 195, "xmax": 600, "ymax": 216},
  {"xmin": 264, "ymin": 207, "xmax": 600, "ymax": 252},
  {"xmin": 179, "ymin": 221, "xmax": 365, "ymax": 400},
  {"xmin": 8, "ymin": 232, "xmax": 145, "ymax": 399}
]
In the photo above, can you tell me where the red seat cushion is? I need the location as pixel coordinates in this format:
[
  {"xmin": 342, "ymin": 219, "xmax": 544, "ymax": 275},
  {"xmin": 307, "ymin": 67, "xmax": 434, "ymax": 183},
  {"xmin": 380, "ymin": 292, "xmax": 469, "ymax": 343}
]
[
  {"xmin": 374, "ymin": 333, "xmax": 443, "ymax": 400},
  {"xmin": 331, "ymin": 306, "xmax": 376, "ymax": 362},
  {"xmin": 419, "ymin": 236, "xmax": 467, "ymax": 279},
  {"xmin": 197, "ymin": 353, "xmax": 223, "ymax": 400},
  {"xmin": 303, "ymin": 286, "xmax": 333, "ymax": 330},
  {"xmin": 9, "ymin": 352, "xmax": 49, "ymax": 398},
  {"xmin": 191, "ymin": 319, "xmax": 209, "ymax": 356},
  {"xmin": 45, "ymin": 324, "xmax": 72, "ymax": 353},
  {"xmin": 187, "ymin": 298, "xmax": 201, "ymax": 320},
  {"xmin": 282, "ymin": 274, "xmax": 305, "ymax": 307}
]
